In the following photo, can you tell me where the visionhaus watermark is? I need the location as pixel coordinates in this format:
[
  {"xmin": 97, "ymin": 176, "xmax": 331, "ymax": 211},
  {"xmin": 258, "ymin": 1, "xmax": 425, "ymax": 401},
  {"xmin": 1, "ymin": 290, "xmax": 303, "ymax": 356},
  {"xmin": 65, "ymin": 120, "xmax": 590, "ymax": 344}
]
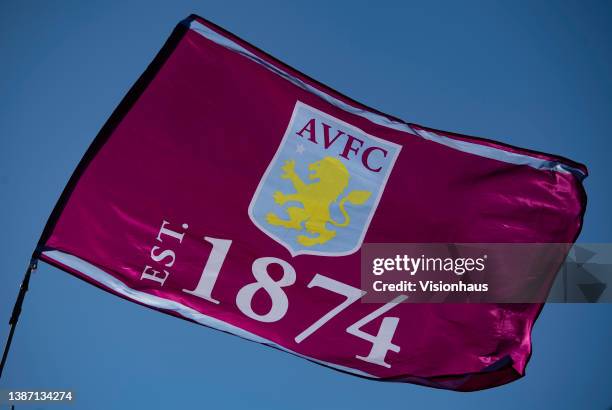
[
  {"xmin": 361, "ymin": 243, "xmax": 612, "ymax": 303},
  {"xmin": 371, "ymin": 253, "xmax": 488, "ymax": 292}
]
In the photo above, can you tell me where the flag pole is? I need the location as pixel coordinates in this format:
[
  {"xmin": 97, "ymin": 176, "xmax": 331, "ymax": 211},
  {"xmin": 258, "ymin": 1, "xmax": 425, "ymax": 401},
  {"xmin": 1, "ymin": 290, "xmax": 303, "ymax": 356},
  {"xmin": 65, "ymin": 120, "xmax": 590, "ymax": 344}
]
[{"xmin": 0, "ymin": 259, "xmax": 37, "ymax": 380}]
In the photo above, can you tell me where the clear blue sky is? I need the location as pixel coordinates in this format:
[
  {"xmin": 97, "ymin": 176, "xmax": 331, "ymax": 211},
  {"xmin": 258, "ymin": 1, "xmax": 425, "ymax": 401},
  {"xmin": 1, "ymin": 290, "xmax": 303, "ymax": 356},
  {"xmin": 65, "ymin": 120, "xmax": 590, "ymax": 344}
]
[{"xmin": 1, "ymin": 1, "xmax": 611, "ymax": 409}]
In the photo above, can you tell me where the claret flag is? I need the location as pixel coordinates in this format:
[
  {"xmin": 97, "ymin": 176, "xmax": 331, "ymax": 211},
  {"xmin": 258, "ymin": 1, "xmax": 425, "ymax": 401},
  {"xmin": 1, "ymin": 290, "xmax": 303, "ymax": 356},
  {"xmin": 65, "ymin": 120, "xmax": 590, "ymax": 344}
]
[{"xmin": 33, "ymin": 15, "xmax": 587, "ymax": 391}]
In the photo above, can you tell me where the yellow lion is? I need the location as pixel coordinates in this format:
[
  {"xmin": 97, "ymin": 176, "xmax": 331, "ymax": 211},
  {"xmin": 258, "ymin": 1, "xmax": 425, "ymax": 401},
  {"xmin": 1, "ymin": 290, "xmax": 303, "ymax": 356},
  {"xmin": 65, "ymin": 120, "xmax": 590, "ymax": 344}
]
[{"xmin": 265, "ymin": 156, "xmax": 372, "ymax": 247}]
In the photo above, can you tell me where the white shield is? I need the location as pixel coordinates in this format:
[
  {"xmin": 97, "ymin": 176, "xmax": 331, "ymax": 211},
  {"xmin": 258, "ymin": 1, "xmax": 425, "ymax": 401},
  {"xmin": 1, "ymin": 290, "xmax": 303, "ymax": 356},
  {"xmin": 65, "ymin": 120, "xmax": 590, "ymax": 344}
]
[{"xmin": 249, "ymin": 101, "xmax": 401, "ymax": 257}]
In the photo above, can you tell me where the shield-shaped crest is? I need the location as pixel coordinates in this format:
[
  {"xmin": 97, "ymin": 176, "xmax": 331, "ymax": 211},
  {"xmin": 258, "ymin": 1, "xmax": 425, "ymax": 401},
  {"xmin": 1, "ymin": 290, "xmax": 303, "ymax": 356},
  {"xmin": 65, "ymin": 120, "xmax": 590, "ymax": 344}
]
[{"xmin": 249, "ymin": 101, "xmax": 401, "ymax": 256}]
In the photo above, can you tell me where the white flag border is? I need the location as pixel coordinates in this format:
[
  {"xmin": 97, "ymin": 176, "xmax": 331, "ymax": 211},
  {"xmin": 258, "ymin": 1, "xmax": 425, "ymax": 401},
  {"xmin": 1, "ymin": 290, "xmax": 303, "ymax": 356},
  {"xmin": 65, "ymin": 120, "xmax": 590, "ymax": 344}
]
[
  {"xmin": 41, "ymin": 249, "xmax": 378, "ymax": 380},
  {"xmin": 186, "ymin": 19, "xmax": 585, "ymax": 179}
]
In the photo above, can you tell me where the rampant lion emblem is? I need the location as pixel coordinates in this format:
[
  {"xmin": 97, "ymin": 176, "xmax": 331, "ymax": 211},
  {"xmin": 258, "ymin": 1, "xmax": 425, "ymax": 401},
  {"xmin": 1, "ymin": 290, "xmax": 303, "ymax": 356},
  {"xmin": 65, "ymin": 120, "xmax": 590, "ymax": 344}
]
[{"xmin": 265, "ymin": 156, "xmax": 372, "ymax": 247}]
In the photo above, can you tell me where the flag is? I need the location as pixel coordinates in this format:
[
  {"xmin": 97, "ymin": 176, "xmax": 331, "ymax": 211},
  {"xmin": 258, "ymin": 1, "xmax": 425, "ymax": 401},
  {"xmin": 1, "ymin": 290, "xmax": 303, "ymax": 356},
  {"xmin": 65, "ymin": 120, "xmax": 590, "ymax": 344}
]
[{"xmin": 36, "ymin": 14, "xmax": 587, "ymax": 391}]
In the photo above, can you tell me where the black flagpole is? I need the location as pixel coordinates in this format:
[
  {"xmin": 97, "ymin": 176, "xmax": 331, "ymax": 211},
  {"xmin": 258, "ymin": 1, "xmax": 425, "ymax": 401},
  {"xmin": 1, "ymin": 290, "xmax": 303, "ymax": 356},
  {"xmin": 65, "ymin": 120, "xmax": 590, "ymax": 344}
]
[{"xmin": 0, "ymin": 259, "xmax": 37, "ymax": 380}]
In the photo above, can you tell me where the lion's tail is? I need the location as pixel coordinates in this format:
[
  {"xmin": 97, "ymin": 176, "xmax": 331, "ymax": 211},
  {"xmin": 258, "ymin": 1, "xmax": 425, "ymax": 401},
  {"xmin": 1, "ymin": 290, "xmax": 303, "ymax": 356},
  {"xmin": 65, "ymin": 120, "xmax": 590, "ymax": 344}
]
[{"xmin": 330, "ymin": 190, "xmax": 372, "ymax": 227}]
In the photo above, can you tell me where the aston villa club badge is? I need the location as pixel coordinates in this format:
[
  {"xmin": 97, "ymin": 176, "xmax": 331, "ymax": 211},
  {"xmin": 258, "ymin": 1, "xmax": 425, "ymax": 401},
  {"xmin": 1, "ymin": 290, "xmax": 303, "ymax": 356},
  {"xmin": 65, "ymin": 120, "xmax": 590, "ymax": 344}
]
[{"xmin": 249, "ymin": 101, "xmax": 401, "ymax": 256}]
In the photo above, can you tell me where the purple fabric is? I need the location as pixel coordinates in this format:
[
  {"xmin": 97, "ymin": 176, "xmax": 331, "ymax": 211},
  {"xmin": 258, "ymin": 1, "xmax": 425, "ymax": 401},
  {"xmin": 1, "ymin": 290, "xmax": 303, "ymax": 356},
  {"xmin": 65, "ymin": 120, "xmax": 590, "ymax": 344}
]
[{"xmin": 37, "ymin": 15, "xmax": 587, "ymax": 391}]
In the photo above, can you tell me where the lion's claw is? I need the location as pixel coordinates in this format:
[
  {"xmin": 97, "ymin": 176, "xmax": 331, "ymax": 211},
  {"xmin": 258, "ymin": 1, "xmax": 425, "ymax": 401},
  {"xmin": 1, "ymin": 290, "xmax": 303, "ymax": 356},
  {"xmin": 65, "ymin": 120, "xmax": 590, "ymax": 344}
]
[
  {"xmin": 280, "ymin": 160, "xmax": 296, "ymax": 179},
  {"xmin": 273, "ymin": 191, "xmax": 286, "ymax": 204}
]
